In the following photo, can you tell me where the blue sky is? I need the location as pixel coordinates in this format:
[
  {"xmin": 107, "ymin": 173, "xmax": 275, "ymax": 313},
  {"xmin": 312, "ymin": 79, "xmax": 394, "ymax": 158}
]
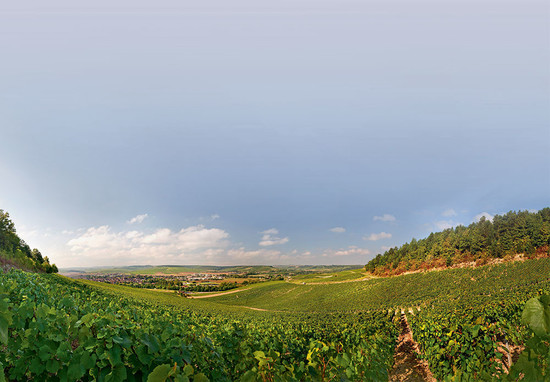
[{"xmin": 0, "ymin": 0, "xmax": 548, "ymax": 267}]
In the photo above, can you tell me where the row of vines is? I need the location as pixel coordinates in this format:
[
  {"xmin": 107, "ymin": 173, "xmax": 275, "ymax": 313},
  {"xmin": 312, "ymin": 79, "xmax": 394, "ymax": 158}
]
[
  {"xmin": 406, "ymin": 259, "xmax": 550, "ymax": 380},
  {"xmin": 0, "ymin": 269, "xmax": 398, "ymax": 381},
  {"xmin": 1, "ymin": 257, "xmax": 550, "ymax": 380}
]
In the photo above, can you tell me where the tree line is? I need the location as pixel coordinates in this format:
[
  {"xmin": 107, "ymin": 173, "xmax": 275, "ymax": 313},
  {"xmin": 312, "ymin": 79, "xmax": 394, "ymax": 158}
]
[
  {"xmin": 365, "ymin": 208, "xmax": 550, "ymax": 276},
  {"xmin": 0, "ymin": 209, "xmax": 58, "ymax": 273}
]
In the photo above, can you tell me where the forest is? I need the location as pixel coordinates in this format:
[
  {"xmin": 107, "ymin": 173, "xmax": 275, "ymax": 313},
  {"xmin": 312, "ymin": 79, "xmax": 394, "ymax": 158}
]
[{"xmin": 365, "ymin": 208, "xmax": 550, "ymax": 275}]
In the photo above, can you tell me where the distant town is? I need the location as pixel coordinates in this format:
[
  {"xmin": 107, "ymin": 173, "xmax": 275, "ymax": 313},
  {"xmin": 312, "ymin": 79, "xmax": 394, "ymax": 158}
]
[{"xmin": 77, "ymin": 272, "xmax": 280, "ymax": 293}]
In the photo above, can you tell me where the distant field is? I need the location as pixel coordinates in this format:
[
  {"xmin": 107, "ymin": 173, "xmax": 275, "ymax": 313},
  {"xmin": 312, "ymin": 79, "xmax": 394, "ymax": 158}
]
[
  {"xmin": 202, "ymin": 258, "xmax": 550, "ymax": 312},
  {"xmin": 128, "ymin": 266, "xmax": 218, "ymax": 275},
  {"xmin": 290, "ymin": 268, "xmax": 367, "ymax": 284},
  {"xmin": 14, "ymin": 257, "xmax": 550, "ymax": 380},
  {"xmin": 72, "ymin": 259, "xmax": 550, "ymax": 315},
  {"xmin": 77, "ymin": 258, "xmax": 550, "ymax": 317},
  {"xmin": 62, "ymin": 264, "xmax": 363, "ymax": 276}
]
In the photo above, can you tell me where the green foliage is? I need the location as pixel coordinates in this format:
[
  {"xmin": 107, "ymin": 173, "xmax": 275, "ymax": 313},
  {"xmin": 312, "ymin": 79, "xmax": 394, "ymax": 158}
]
[
  {"xmin": 0, "ymin": 269, "xmax": 398, "ymax": 381},
  {"xmin": 404, "ymin": 259, "xmax": 550, "ymax": 380},
  {"xmin": 507, "ymin": 295, "xmax": 550, "ymax": 380},
  {"xmin": 85, "ymin": 257, "xmax": 550, "ymax": 380},
  {"xmin": 522, "ymin": 295, "xmax": 550, "ymax": 337},
  {"xmin": 0, "ymin": 293, "xmax": 11, "ymax": 346},
  {"xmin": 1, "ymin": 250, "xmax": 549, "ymax": 380},
  {"xmin": 0, "ymin": 209, "xmax": 58, "ymax": 273},
  {"xmin": 147, "ymin": 363, "xmax": 208, "ymax": 382},
  {"xmin": 366, "ymin": 208, "xmax": 550, "ymax": 275},
  {"xmin": 289, "ymin": 269, "xmax": 367, "ymax": 284}
]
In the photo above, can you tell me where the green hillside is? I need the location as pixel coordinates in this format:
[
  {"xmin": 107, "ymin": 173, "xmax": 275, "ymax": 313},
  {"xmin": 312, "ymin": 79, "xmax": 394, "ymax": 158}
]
[
  {"xmin": 206, "ymin": 257, "xmax": 550, "ymax": 312},
  {"xmin": 0, "ymin": 210, "xmax": 57, "ymax": 273},
  {"xmin": 289, "ymin": 268, "xmax": 367, "ymax": 284},
  {"xmin": 366, "ymin": 208, "xmax": 550, "ymax": 276},
  {"xmin": 0, "ymin": 269, "xmax": 398, "ymax": 381},
  {"xmin": 0, "ymin": 257, "xmax": 549, "ymax": 380}
]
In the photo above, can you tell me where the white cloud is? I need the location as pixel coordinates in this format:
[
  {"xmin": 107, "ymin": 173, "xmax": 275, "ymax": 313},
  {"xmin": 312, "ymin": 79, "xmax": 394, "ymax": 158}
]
[
  {"xmin": 364, "ymin": 232, "xmax": 392, "ymax": 241},
  {"xmin": 329, "ymin": 227, "xmax": 346, "ymax": 233},
  {"xmin": 474, "ymin": 212, "xmax": 494, "ymax": 222},
  {"xmin": 259, "ymin": 228, "xmax": 289, "ymax": 247},
  {"xmin": 127, "ymin": 214, "xmax": 148, "ymax": 224},
  {"xmin": 328, "ymin": 246, "xmax": 371, "ymax": 257},
  {"xmin": 259, "ymin": 237, "xmax": 289, "ymax": 246},
  {"xmin": 67, "ymin": 225, "xmax": 118, "ymax": 250},
  {"xmin": 141, "ymin": 228, "xmax": 173, "ymax": 244},
  {"xmin": 442, "ymin": 209, "xmax": 457, "ymax": 217},
  {"xmin": 49, "ymin": 220, "xmax": 385, "ymax": 267},
  {"xmin": 210, "ymin": 214, "xmax": 220, "ymax": 220},
  {"xmin": 125, "ymin": 230, "xmax": 142, "ymax": 240},
  {"xmin": 66, "ymin": 224, "xmax": 230, "ymax": 265},
  {"xmin": 373, "ymin": 214, "xmax": 396, "ymax": 222}
]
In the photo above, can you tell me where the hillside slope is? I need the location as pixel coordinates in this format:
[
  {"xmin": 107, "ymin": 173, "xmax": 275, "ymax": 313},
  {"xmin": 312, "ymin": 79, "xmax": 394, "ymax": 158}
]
[
  {"xmin": 0, "ymin": 209, "xmax": 57, "ymax": 273},
  {"xmin": 204, "ymin": 257, "xmax": 550, "ymax": 313},
  {"xmin": 199, "ymin": 257, "xmax": 550, "ymax": 379},
  {"xmin": 0, "ymin": 255, "xmax": 547, "ymax": 380},
  {"xmin": 366, "ymin": 208, "xmax": 550, "ymax": 276}
]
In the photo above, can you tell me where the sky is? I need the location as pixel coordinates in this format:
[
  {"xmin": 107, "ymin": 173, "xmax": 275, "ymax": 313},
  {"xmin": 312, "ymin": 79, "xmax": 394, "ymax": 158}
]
[{"xmin": 0, "ymin": 0, "xmax": 548, "ymax": 268}]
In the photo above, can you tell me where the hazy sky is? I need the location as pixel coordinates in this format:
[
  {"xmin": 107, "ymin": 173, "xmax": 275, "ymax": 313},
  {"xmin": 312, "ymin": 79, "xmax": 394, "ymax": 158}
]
[{"xmin": 1, "ymin": 0, "xmax": 548, "ymax": 267}]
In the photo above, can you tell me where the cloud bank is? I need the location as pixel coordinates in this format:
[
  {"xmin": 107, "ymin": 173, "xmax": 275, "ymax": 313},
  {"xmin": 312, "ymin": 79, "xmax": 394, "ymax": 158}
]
[
  {"xmin": 67, "ymin": 224, "xmax": 230, "ymax": 265},
  {"xmin": 59, "ymin": 223, "xmax": 304, "ymax": 267}
]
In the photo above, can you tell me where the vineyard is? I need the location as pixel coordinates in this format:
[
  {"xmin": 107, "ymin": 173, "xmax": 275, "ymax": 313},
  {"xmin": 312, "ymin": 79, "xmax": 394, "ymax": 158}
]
[
  {"xmin": 0, "ymin": 258, "xmax": 549, "ymax": 380},
  {"xmin": 0, "ymin": 270, "xmax": 397, "ymax": 381}
]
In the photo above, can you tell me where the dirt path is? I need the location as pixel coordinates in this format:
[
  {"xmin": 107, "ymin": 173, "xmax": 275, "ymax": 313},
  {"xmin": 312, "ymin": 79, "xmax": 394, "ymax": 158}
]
[
  {"xmin": 239, "ymin": 305, "xmax": 273, "ymax": 312},
  {"xmin": 389, "ymin": 313, "xmax": 436, "ymax": 382},
  {"xmin": 190, "ymin": 288, "xmax": 250, "ymax": 299}
]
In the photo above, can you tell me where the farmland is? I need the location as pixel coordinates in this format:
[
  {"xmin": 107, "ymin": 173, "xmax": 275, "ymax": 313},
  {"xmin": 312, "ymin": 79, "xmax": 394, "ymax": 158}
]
[
  {"xmin": 0, "ymin": 257, "xmax": 549, "ymax": 380},
  {"xmin": 64, "ymin": 265, "xmax": 365, "ymax": 294}
]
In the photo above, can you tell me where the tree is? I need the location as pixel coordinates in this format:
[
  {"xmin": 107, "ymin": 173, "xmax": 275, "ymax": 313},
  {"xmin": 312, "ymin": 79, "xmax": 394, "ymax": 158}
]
[
  {"xmin": 0, "ymin": 209, "xmax": 58, "ymax": 273},
  {"xmin": 0, "ymin": 210, "xmax": 15, "ymax": 233},
  {"xmin": 31, "ymin": 248, "xmax": 44, "ymax": 264}
]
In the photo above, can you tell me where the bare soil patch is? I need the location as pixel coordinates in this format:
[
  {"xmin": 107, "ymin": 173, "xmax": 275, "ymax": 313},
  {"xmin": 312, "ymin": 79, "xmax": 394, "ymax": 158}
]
[
  {"xmin": 496, "ymin": 342, "xmax": 524, "ymax": 374},
  {"xmin": 389, "ymin": 314, "xmax": 436, "ymax": 382}
]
